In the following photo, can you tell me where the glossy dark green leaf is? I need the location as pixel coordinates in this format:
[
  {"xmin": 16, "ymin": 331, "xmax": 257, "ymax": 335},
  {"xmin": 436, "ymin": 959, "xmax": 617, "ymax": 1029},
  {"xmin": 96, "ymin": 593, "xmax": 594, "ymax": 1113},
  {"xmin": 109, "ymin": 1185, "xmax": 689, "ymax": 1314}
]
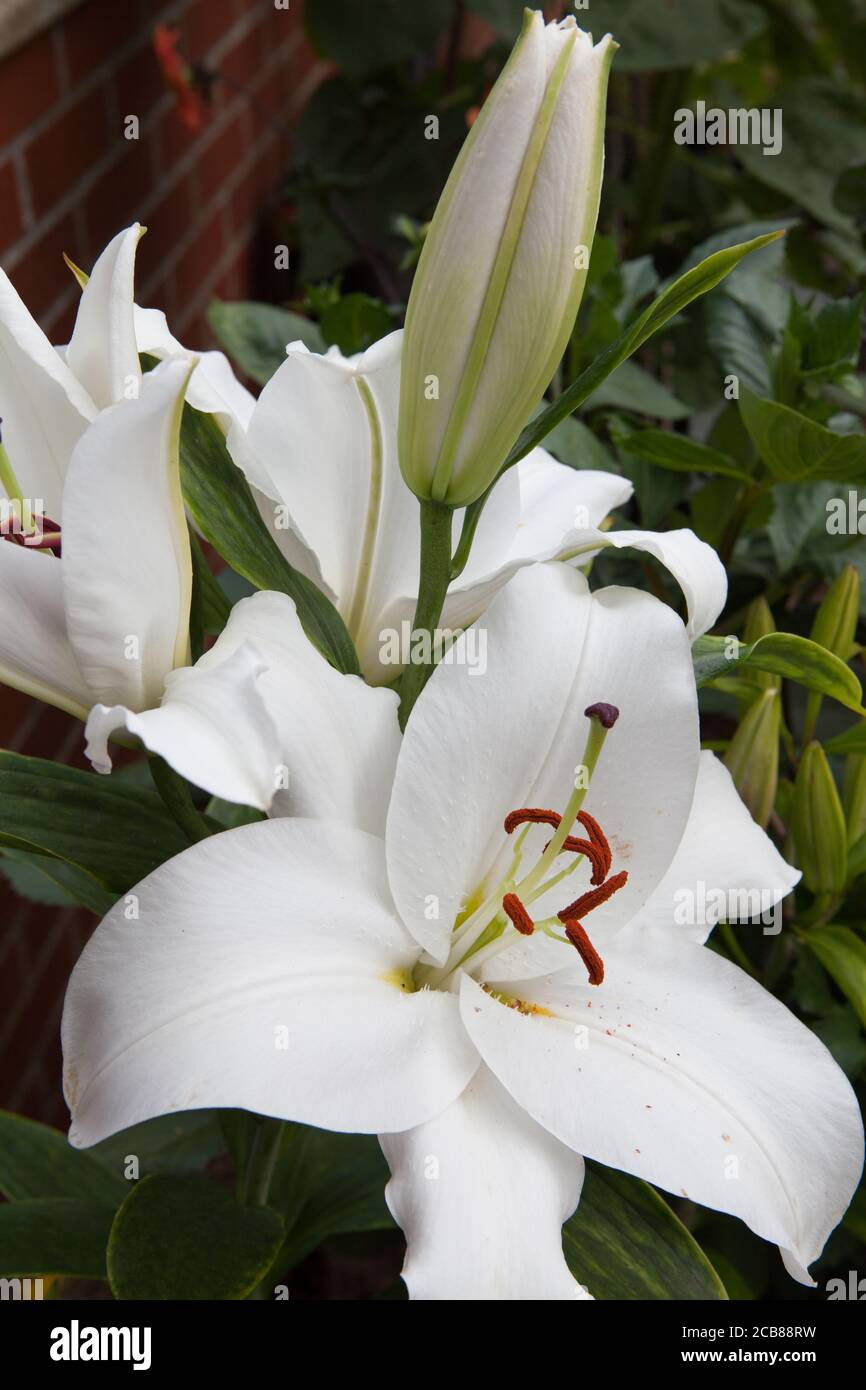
[
  {"xmin": 584, "ymin": 0, "xmax": 766, "ymax": 70},
  {"xmin": 207, "ymin": 299, "xmax": 325, "ymax": 386},
  {"xmin": 582, "ymin": 360, "xmax": 690, "ymax": 420},
  {"xmin": 0, "ymin": 1112, "xmax": 126, "ymax": 1205},
  {"xmin": 0, "ymin": 751, "xmax": 190, "ymax": 894},
  {"xmin": 0, "ymin": 1199, "xmax": 113, "ymax": 1279},
  {"xmin": 189, "ymin": 528, "xmax": 231, "ymax": 662},
  {"xmin": 802, "ymin": 926, "xmax": 866, "ymax": 1030},
  {"xmin": 177, "ymin": 399, "xmax": 359, "ymax": 675},
  {"xmin": 107, "ymin": 1175, "xmax": 284, "ymax": 1301},
  {"xmin": 271, "ymin": 1126, "xmax": 392, "ymax": 1269},
  {"xmin": 564, "ymin": 1162, "xmax": 726, "ymax": 1299},
  {"xmin": 90, "ymin": 1111, "xmax": 226, "ymax": 1183},
  {"xmin": 740, "ymin": 389, "xmax": 866, "ymax": 483},
  {"xmin": 826, "ymin": 723, "xmax": 866, "ymax": 757},
  {"xmin": 693, "ymin": 633, "xmax": 865, "ymax": 713},
  {"xmin": 0, "ymin": 846, "xmax": 114, "ymax": 915},
  {"xmin": 320, "ymin": 293, "xmax": 393, "ymax": 355},
  {"xmin": 617, "ymin": 428, "xmax": 752, "ymax": 481},
  {"xmin": 509, "ymin": 233, "xmax": 783, "ymax": 466}
]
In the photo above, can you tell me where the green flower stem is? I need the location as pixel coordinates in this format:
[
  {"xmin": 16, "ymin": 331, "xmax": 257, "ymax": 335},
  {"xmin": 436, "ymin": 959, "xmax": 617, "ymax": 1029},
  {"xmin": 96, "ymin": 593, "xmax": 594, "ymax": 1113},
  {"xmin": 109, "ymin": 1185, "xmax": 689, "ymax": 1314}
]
[
  {"xmin": 242, "ymin": 1116, "xmax": 284, "ymax": 1209},
  {"xmin": 398, "ymin": 498, "xmax": 454, "ymax": 729},
  {"xmin": 148, "ymin": 754, "xmax": 214, "ymax": 843}
]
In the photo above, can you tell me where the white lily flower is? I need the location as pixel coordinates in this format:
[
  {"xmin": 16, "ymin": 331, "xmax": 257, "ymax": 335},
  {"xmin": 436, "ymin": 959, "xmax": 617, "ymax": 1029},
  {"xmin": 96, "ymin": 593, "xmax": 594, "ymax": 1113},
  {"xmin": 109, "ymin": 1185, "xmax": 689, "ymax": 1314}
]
[
  {"xmin": 398, "ymin": 11, "xmax": 615, "ymax": 507},
  {"xmin": 227, "ymin": 330, "xmax": 726, "ymax": 681},
  {"xmin": 62, "ymin": 564, "xmax": 863, "ymax": 1298}
]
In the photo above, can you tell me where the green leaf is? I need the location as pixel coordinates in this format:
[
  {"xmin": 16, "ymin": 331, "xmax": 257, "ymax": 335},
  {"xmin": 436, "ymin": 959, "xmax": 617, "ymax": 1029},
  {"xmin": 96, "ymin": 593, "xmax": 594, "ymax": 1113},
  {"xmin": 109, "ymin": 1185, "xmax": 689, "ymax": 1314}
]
[
  {"xmin": 582, "ymin": 359, "xmax": 690, "ymax": 420},
  {"xmin": 583, "ymin": 0, "xmax": 766, "ymax": 70},
  {"xmin": 767, "ymin": 481, "xmax": 848, "ymax": 574},
  {"xmin": 826, "ymin": 723, "xmax": 866, "ymax": 757},
  {"xmin": 738, "ymin": 77, "xmax": 866, "ymax": 237},
  {"xmin": 616, "ymin": 428, "xmax": 752, "ymax": 481},
  {"xmin": 0, "ymin": 1199, "xmax": 113, "ymax": 1279},
  {"xmin": 107, "ymin": 1175, "xmax": 284, "ymax": 1301},
  {"xmin": 319, "ymin": 293, "xmax": 392, "ymax": 356},
  {"xmin": 739, "ymin": 389, "xmax": 866, "ymax": 483},
  {"xmin": 0, "ymin": 751, "xmax": 190, "ymax": 894},
  {"xmin": 803, "ymin": 926, "xmax": 866, "ymax": 1030},
  {"xmin": 692, "ymin": 633, "xmax": 865, "ymax": 714},
  {"xmin": 188, "ymin": 528, "xmax": 231, "ymax": 661},
  {"xmin": 207, "ymin": 300, "xmax": 324, "ymax": 386},
  {"xmin": 271, "ymin": 1127, "xmax": 392, "ymax": 1270},
  {"xmin": 0, "ymin": 846, "xmax": 114, "ymax": 915},
  {"xmin": 508, "ymin": 232, "xmax": 784, "ymax": 467},
  {"xmin": 541, "ymin": 414, "xmax": 613, "ymax": 471},
  {"xmin": 177, "ymin": 398, "xmax": 359, "ymax": 675},
  {"xmin": 564, "ymin": 1162, "xmax": 726, "ymax": 1300},
  {"xmin": 304, "ymin": 0, "xmax": 452, "ymax": 78},
  {"xmin": 0, "ymin": 1112, "xmax": 126, "ymax": 1205},
  {"xmin": 90, "ymin": 1112, "xmax": 227, "ymax": 1183},
  {"xmin": 205, "ymin": 797, "xmax": 266, "ymax": 829}
]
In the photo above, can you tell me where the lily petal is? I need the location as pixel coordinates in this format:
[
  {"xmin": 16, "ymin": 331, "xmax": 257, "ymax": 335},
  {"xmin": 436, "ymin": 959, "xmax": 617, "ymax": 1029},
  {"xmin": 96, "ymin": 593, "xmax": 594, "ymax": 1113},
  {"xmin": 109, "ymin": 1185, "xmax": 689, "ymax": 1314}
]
[
  {"xmin": 66, "ymin": 224, "xmax": 142, "ymax": 410},
  {"xmin": 0, "ymin": 541, "xmax": 89, "ymax": 717},
  {"xmin": 558, "ymin": 526, "xmax": 727, "ymax": 640},
  {"xmin": 387, "ymin": 564, "xmax": 699, "ymax": 963},
  {"xmin": 84, "ymin": 641, "xmax": 281, "ymax": 810},
  {"xmin": 381, "ymin": 1064, "xmax": 589, "ymax": 1300},
  {"xmin": 134, "ymin": 303, "xmax": 255, "ymax": 431},
  {"xmin": 462, "ymin": 926, "xmax": 864, "ymax": 1283},
  {"xmin": 191, "ymin": 590, "xmax": 401, "ymax": 831},
  {"xmin": 61, "ymin": 357, "xmax": 194, "ymax": 710},
  {"xmin": 63, "ymin": 819, "xmax": 479, "ymax": 1147},
  {"xmin": 0, "ymin": 267, "xmax": 95, "ymax": 520},
  {"xmin": 641, "ymin": 752, "xmax": 800, "ymax": 943}
]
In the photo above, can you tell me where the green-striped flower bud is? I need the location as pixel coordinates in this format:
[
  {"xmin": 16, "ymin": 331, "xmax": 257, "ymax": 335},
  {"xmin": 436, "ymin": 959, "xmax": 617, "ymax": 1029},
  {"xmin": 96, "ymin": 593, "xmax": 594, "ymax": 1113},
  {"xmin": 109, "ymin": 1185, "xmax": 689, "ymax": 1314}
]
[
  {"xmin": 791, "ymin": 742, "xmax": 847, "ymax": 895},
  {"xmin": 397, "ymin": 10, "xmax": 616, "ymax": 508},
  {"xmin": 804, "ymin": 566, "xmax": 860, "ymax": 741},
  {"xmin": 843, "ymin": 753, "xmax": 866, "ymax": 850},
  {"xmin": 724, "ymin": 687, "xmax": 780, "ymax": 829}
]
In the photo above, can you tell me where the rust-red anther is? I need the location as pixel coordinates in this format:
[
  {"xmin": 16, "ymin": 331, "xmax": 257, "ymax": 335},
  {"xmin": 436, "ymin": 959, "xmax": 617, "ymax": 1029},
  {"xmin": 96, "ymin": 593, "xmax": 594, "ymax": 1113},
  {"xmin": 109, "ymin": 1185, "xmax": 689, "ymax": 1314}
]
[
  {"xmin": 502, "ymin": 892, "xmax": 535, "ymax": 936},
  {"xmin": 563, "ymin": 920, "xmax": 605, "ymax": 986},
  {"xmin": 557, "ymin": 836, "xmax": 607, "ymax": 885},
  {"xmin": 503, "ymin": 808, "xmax": 561, "ymax": 835},
  {"xmin": 558, "ymin": 869, "xmax": 628, "ymax": 925},
  {"xmin": 575, "ymin": 810, "xmax": 612, "ymax": 876}
]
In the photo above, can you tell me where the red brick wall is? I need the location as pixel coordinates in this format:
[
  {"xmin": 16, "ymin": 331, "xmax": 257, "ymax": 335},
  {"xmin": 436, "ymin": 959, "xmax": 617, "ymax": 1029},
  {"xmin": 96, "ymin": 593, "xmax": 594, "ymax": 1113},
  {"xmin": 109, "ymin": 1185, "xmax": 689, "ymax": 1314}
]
[{"xmin": 0, "ymin": 0, "xmax": 327, "ymax": 1126}]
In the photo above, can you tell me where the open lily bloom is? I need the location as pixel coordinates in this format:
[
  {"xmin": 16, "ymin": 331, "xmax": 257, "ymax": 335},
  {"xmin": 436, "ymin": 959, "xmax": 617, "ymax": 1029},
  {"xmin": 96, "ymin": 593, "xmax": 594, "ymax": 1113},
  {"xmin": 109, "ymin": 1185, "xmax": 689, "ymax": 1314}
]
[
  {"xmin": 62, "ymin": 563, "xmax": 863, "ymax": 1299},
  {"xmin": 226, "ymin": 331, "xmax": 727, "ymax": 682}
]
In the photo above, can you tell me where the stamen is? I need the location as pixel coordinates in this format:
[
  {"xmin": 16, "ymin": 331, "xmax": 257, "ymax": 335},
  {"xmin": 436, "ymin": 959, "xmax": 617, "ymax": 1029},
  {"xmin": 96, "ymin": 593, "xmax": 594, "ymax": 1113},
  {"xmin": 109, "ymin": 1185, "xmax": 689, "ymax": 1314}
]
[
  {"xmin": 563, "ymin": 920, "xmax": 604, "ymax": 986},
  {"xmin": 502, "ymin": 892, "xmax": 535, "ymax": 936},
  {"xmin": 556, "ymin": 836, "xmax": 607, "ymax": 884},
  {"xmin": 558, "ymin": 869, "xmax": 628, "ymax": 923},
  {"xmin": 504, "ymin": 807, "xmax": 561, "ymax": 835},
  {"xmin": 575, "ymin": 810, "xmax": 612, "ymax": 876}
]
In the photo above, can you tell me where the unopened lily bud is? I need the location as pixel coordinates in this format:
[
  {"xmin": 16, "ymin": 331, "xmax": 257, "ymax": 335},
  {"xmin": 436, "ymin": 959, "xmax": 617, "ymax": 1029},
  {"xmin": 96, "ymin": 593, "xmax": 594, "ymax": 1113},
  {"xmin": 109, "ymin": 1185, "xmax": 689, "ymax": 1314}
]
[
  {"xmin": 398, "ymin": 10, "xmax": 616, "ymax": 508},
  {"xmin": 791, "ymin": 742, "xmax": 847, "ymax": 895},
  {"xmin": 810, "ymin": 565, "xmax": 860, "ymax": 658},
  {"xmin": 742, "ymin": 596, "xmax": 778, "ymax": 697},
  {"xmin": 843, "ymin": 754, "xmax": 866, "ymax": 849},
  {"xmin": 804, "ymin": 566, "xmax": 860, "ymax": 741},
  {"xmin": 724, "ymin": 687, "xmax": 780, "ymax": 829}
]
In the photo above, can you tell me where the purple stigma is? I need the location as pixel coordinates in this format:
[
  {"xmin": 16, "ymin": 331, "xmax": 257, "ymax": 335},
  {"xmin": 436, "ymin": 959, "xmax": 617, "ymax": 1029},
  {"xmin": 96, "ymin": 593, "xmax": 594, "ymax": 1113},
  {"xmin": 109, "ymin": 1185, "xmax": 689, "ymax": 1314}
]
[{"xmin": 584, "ymin": 702, "xmax": 620, "ymax": 729}]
